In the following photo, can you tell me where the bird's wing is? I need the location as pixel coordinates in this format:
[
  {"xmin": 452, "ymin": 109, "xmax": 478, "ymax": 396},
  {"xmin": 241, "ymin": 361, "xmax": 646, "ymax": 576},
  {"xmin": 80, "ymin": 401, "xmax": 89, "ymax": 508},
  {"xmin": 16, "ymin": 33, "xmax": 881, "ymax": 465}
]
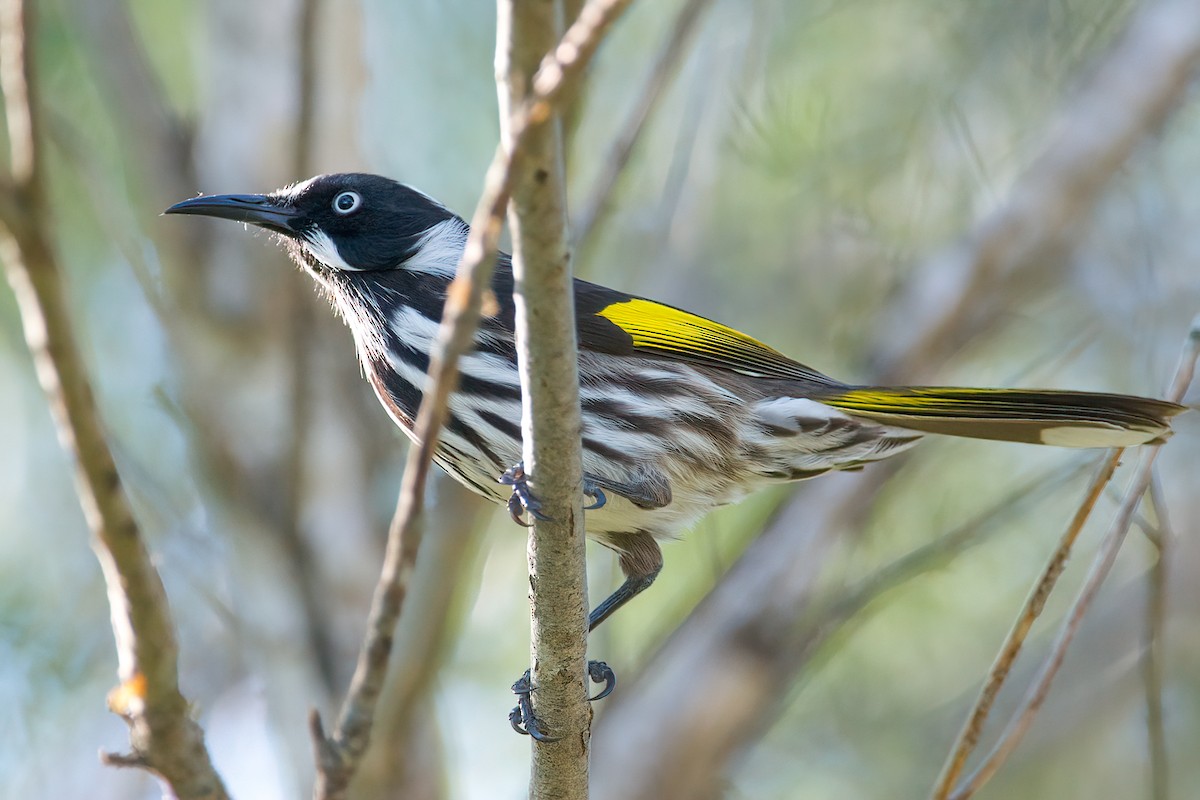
[{"xmin": 573, "ymin": 279, "xmax": 841, "ymax": 387}]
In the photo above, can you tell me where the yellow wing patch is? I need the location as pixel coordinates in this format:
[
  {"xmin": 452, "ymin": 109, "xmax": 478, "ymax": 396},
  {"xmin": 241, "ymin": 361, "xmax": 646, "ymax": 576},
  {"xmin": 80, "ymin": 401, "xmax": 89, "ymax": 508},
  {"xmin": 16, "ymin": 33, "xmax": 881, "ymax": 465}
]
[
  {"xmin": 596, "ymin": 298, "xmax": 784, "ymax": 367},
  {"xmin": 588, "ymin": 296, "xmax": 840, "ymax": 386}
]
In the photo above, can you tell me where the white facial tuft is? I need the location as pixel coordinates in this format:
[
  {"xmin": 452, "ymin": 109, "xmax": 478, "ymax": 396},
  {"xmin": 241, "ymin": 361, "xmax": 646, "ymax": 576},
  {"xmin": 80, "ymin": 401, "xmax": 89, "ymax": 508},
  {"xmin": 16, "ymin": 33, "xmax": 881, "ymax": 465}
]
[
  {"xmin": 403, "ymin": 218, "xmax": 469, "ymax": 276},
  {"xmin": 303, "ymin": 229, "xmax": 359, "ymax": 271}
]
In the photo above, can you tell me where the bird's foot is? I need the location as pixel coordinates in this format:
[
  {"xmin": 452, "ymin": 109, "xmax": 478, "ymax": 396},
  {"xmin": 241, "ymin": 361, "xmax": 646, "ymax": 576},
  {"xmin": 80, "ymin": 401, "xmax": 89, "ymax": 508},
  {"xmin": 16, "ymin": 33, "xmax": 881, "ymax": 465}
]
[
  {"xmin": 499, "ymin": 465, "xmax": 608, "ymax": 524},
  {"xmin": 587, "ymin": 659, "xmax": 616, "ymax": 700},
  {"xmin": 499, "ymin": 462, "xmax": 549, "ymax": 527},
  {"xmin": 509, "ymin": 660, "xmax": 617, "ymax": 740},
  {"xmin": 583, "ymin": 479, "xmax": 607, "ymax": 511},
  {"xmin": 509, "ymin": 670, "xmax": 558, "ymax": 741}
]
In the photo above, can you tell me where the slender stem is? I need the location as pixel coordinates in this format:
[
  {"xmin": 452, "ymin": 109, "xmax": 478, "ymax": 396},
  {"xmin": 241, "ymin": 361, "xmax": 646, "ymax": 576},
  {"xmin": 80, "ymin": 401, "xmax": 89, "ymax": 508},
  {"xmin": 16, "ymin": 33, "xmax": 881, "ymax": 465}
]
[
  {"xmin": 0, "ymin": 0, "xmax": 227, "ymax": 796},
  {"xmin": 1141, "ymin": 475, "xmax": 1171, "ymax": 800},
  {"xmin": 500, "ymin": 0, "xmax": 592, "ymax": 795},
  {"xmin": 946, "ymin": 316, "xmax": 1200, "ymax": 800},
  {"xmin": 930, "ymin": 449, "xmax": 1123, "ymax": 798}
]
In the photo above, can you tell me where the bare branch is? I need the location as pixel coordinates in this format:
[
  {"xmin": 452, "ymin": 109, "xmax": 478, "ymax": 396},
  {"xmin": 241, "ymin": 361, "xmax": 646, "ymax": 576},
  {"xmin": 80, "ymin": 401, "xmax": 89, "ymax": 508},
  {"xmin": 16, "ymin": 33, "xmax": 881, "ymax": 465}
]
[
  {"xmin": 0, "ymin": 1, "xmax": 227, "ymax": 797},
  {"xmin": 948, "ymin": 316, "xmax": 1200, "ymax": 800},
  {"xmin": 930, "ymin": 450, "xmax": 1124, "ymax": 798},
  {"xmin": 1141, "ymin": 474, "xmax": 1172, "ymax": 800},
  {"xmin": 499, "ymin": 0, "xmax": 593, "ymax": 794},
  {"xmin": 351, "ymin": 476, "xmax": 489, "ymax": 799},
  {"xmin": 309, "ymin": 2, "xmax": 634, "ymax": 797}
]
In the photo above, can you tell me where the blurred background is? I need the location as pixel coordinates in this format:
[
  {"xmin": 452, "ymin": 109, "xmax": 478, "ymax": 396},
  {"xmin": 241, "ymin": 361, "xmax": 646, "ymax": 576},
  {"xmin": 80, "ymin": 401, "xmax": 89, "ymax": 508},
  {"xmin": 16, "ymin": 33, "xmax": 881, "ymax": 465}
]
[{"xmin": 2, "ymin": 0, "xmax": 1200, "ymax": 798}]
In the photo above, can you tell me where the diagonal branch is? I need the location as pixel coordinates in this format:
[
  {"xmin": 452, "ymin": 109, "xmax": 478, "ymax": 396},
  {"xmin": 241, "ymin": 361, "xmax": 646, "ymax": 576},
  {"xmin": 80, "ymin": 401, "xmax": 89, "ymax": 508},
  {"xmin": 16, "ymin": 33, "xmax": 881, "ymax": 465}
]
[
  {"xmin": 308, "ymin": 2, "xmax": 634, "ymax": 797},
  {"xmin": 930, "ymin": 449, "xmax": 1124, "ymax": 798},
  {"xmin": 1140, "ymin": 473, "xmax": 1173, "ymax": 800},
  {"xmin": 946, "ymin": 316, "xmax": 1200, "ymax": 800},
  {"xmin": 0, "ymin": 0, "xmax": 227, "ymax": 797}
]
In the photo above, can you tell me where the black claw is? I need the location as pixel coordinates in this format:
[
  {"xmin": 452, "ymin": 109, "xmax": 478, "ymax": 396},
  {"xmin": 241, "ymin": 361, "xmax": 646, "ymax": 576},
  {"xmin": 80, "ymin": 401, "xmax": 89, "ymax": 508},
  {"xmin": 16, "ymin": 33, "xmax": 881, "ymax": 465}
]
[
  {"xmin": 587, "ymin": 660, "xmax": 616, "ymax": 701},
  {"xmin": 499, "ymin": 463, "xmax": 551, "ymax": 526},
  {"xmin": 583, "ymin": 484, "xmax": 607, "ymax": 511},
  {"xmin": 507, "ymin": 494, "xmax": 534, "ymax": 527},
  {"xmin": 509, "ymin": 705, "xmax": 529, "ymax": 735},
  {"xmin": 510, "ymin": 669, "xmax": 560, "ymax": 742}
]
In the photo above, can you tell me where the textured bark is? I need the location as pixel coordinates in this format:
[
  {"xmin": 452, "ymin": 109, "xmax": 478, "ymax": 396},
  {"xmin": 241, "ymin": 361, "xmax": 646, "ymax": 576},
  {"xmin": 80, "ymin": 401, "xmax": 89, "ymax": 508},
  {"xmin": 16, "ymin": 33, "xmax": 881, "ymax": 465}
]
[
  {"xmin": 0, "ymin": 1, "xmax": 227, "ymax": 796},
  {"xmin": 311, "ymin": 2, "xmax": 633, "ymax": 795},
  {"xmin": 499, "ymin": 0, "xmax": 591, "ymax": 797}
]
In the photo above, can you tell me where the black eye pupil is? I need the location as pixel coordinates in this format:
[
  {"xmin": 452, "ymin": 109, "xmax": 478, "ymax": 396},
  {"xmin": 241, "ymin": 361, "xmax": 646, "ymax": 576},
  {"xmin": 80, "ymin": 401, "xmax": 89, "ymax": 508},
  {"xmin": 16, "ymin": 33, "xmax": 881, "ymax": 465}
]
[{"xmin": 333, "ymin": 191, "xmax": 362, "ymax": 214}]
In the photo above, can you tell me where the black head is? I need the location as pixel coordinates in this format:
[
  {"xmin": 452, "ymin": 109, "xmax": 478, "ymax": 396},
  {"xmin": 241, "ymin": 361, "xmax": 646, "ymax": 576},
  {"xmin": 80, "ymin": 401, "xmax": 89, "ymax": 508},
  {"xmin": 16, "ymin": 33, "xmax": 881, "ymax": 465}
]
[{"xmin": 165, "ymin": 173, "xmax": 462, "ymax": 273}]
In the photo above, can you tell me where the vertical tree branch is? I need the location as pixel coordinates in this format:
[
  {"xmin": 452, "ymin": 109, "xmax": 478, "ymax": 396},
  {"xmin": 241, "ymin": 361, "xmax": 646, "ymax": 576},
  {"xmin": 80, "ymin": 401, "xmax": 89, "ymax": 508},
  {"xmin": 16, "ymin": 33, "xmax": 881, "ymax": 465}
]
[
  {"xmin": 0, "ymin": 1, "xmax": 226, "ymax": 797},
  {"xmin": 308, "ymin": 2, "xmax": 632, "ymax": 796},
  {"xmin": 499, "ymin": 0, "xmax": 590, "ymax": 796}
]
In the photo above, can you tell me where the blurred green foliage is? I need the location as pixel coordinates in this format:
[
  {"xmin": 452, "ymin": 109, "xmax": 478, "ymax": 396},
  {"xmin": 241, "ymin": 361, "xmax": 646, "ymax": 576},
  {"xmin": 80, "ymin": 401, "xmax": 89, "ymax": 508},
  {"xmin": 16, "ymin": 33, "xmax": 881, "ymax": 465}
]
[{"xmin": 1, "ymin": 0, "xmax": 1197, "ymax": 798}]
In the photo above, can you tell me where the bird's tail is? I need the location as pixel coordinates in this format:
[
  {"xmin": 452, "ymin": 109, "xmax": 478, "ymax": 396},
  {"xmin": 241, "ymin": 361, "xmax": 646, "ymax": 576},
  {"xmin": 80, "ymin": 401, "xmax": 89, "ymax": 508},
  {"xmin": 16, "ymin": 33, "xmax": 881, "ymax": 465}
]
[{"xmin": 820, "ymin": 387, "xmax": 1185, "ymax": 447}]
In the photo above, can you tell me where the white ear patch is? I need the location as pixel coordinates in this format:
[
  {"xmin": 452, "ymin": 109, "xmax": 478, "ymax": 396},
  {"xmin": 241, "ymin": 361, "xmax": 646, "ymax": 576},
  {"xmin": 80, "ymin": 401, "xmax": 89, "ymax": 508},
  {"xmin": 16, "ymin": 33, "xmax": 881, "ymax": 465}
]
[
  {"xmin": 304, "ymin": 229, "xmax": 359, "ymax": 271},
  {"xmin": 403, "ymin": 218, "xmax": 469, "ymax": 276}
]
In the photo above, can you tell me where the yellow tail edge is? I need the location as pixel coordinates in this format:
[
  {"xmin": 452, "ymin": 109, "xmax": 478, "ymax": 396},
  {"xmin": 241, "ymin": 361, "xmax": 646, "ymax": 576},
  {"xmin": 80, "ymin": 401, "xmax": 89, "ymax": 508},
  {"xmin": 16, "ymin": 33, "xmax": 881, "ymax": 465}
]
[{"xmin": 821, "ymin": 387, "xmax": 1186, "ymax": 448}]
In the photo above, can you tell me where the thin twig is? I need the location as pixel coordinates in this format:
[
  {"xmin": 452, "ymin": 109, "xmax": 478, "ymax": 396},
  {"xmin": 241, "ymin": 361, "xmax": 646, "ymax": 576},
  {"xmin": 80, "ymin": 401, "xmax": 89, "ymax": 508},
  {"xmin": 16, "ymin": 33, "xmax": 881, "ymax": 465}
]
[
  {"xmin": 0, "ymin": 1, "xmax": 227, "ymax": 797},
  {"xmin": 1141, "ymin": 473, "xmax": 1171, "ymax": 800},
  {"xmin": 572, "ymin": 0, "xmax": 715, "ymax": 252},
  {"xmin": 351, "ymin": 477, "xmax": 490, "ymax": 797},
  {"xmin": 929, "ymin": 449, "xmax": 1124, "ymax": 799},
  {"xmin": 308, "ymin": 2, "xmax": 634, "ymax": 797},
  {"xmin": 948, "ymin": 316, "xmax": 1200, "ymax": 800}
]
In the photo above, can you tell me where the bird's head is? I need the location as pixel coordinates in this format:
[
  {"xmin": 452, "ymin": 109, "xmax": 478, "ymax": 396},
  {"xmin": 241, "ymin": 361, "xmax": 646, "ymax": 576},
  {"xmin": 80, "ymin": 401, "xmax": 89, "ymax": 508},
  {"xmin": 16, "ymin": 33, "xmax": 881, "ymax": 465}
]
[{"xmin": 165, "ymin": 172, "xmax": 465, "ymax": 275}]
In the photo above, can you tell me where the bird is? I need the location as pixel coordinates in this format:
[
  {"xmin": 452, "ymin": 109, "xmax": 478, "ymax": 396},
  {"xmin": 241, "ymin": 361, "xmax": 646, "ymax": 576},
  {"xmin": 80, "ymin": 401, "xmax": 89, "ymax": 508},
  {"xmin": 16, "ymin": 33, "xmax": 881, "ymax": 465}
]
[{"xmin": 167, "ymin": 172, "xmax": 1183, "ymax": 733}]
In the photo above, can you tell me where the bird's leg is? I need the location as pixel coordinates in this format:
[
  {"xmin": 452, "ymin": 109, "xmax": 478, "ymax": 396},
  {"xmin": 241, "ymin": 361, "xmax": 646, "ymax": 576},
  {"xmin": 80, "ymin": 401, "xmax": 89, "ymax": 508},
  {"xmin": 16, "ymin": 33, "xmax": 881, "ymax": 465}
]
[
  {"xmin": 507, "ymin": 532, "xmax": 662, "ymax": 737},
  {"xmin": 587, "ymin": 659, "xmax": 616, "ymax": 701},
  {"xmin": 498, "ymin": 462, "xmax": 549, "ymax": 527},
  {"xmin": 588, "ymin": 531, "xmax": 663, "ymax": 630}
]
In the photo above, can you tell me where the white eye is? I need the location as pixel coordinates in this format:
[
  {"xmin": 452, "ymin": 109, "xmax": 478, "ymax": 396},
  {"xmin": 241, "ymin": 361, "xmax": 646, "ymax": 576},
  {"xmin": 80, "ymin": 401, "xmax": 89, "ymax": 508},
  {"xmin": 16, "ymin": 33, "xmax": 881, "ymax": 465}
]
[{"xmin": 332, "ymin": 190, "xmax": 362, "ymax": 215}]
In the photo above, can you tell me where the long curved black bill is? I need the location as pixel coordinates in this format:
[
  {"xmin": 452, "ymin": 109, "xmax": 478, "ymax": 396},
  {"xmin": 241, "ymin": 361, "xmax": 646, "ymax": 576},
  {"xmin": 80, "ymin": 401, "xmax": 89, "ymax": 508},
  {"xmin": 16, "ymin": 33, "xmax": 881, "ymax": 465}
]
[{"xmin": 164, "ymin": 194, "xmax": 299, "ymax": 233}]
